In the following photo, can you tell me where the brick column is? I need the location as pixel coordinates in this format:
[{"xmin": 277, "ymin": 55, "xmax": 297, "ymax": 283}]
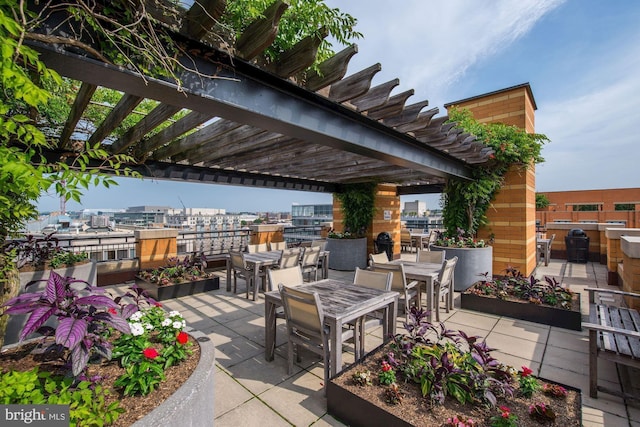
[
  {"xmin": 249, "ymin": 224, "xmax": 284, "ymax": 245},
  {"xmin": 478, "ymin": 164, "xmax": 537, "ymax": 276},
  {"xmin": 332, "ymin": 184, "xmax": 402, "ymax": 259},
  {"xmin": 621, "ymin": 236, "xmax": 640, "ymax": 310},
  {"xmin": 606, "ymin": 228, "xmax": 640, "ymax": 285},
  {"xmin": 135, "ymin": 229, "xmax": 178, "ymax": 270}
]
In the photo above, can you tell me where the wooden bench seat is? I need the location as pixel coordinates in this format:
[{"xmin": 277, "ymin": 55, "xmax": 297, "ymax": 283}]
[{"xmin": 582, "ymin": 287, "xmax": 640, "ymax": 399}]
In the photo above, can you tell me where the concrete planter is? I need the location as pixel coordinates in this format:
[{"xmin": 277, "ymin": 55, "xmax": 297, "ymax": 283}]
[
  {"xmin": 461, "ymin": 289, "xmax": 582, "ymax": 331},
  {"xmin": 135, "ymin": 276, "xmax": 220, "ymax": 301},
  {"xmin": 4, "ymin": 261, "xmax": 97, "ymax": 346},
  {"xmin": 326, "ymin": 237, "xmax": 367, "ymax": 271},
  {"xmin": 132, "ymin": 328, "xmax": 215, "ymax": 427},
  {"xmin": 431, "ymin": 245, "xmax": 492, "ymax": 291}
]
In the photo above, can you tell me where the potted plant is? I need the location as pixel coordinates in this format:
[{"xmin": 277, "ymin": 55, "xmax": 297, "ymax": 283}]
[
  {"xmin": 1, "ymin": 233, "xmax": 97, "ymax": 346},
  {"xmin": 461, "ymin": 268, "xmax": 582, "ymax": 330},
  {"xmin": 326, "ymin": 182, "xmax": 377, "ymax": 271},
  {"xmin": 135, "ymin": 253, "xmax": 219, "ymax": 301},
  {"xmin": 431, "ymin": 108, "xmax": 548, "ymax": 290},
  {"xmin": 0, "ymin": 272, "xmax": 215, "ymax": 426},
  {"xmin": 327, "ymin": 307, "xmax": 581, "ymax": 426}
]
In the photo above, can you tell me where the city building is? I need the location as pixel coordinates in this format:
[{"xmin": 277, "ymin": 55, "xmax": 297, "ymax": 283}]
[
  {"xmin": 402, "ymin": 200, "xmax": 427, "ymax": 217},
  {"xmin": 113, "ymin": 206, "xmax": 171, "ymax": 227},
  {"xmin": 291, "ymin": 204, "xmax": 333, "ymax": 226}
]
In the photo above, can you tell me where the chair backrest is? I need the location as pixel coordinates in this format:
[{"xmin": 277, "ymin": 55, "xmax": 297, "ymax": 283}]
[
  {"xmin": 437, "ymin": 256, "xmax": 458, "ymax": 288},
  {"xmin": 416, "ymin": 249, "xmax": 445, "ymax": 264},
  {"xmin": 311, "ymin": 240, "xmax": 327, "ymax": 250},
  {"xmin": 229, "ymin": 251, "xmax": 247, "ymax": 270},
  {"xmin": 300, "ymin": 246, "xmax": 321, "ymax": 267},
  {"xmin": 353, "ymin": 267, "xmax": 392, "ymax": 291},
  {"xmin": 428, "ymin": 230, "xmax": 439, "ymax": 244},
  {"xmin": 400, "ymin": 229, "xmax": 412, "ymax": 244},
  {"xmin": 549, "ymin": 233, "xmax": 556, "ymax": 248},
  {"xmin": 269, "ymin": 241, "xmax": 287, "ymax": 251},
  {"xmin": 279, "ymin": 250, "xmax": 301, "ymax": 268},
  {"xmin": 247, "ymin": 243, "xmax": 268, "ymax": 253},
  {"xmin": 279, "ymin": 284, "xmax": 324, "ymax": 337},
  {"xmin": 268, "ymin": 265, "xmax": 304, "ymax": 291},
  {"xmin": 370, "ymin": 262, "xmax": 406, "ymax": 292},
  {"xmin": 369, "ymin": 252, "xmax": 389, "ymax": 266}
]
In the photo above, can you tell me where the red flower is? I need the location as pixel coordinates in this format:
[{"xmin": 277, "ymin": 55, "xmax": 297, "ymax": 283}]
[
  {"xmin": 521, "ymin": 366, "xmax": 533, "ymax": 377},
  {"xmin": 177, "ymin": 331, "xmax": 189, "ymax": 345},
  {"xmin": 108, "ymin": 307, "xmax": 117, "ymax": 315},
  {"xmin": 143, "ymin": 348, "xmax": 159, "ymax": 359},
  {"xmin": 381, "ymin": 361, "xmax": 392, "ymax": 372},
  {"xmin": 154, "ymin": 302, "xmax": 163, "ymax": 307},
  {"xmin": 499, "ymin": 405, "xmax": 511, "ymax": 418}
]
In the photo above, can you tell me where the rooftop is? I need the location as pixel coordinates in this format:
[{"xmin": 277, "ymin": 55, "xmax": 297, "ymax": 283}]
[{"xmin": 108, "ymin": 255, "xmax": 638, "ymax": 426}]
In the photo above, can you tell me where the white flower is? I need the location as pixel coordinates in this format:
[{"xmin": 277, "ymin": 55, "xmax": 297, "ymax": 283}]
[
  {"xmin": 182, "ymin": 320, "xmax": 186, "ymax": 328},
  {"xmin": 172, "ymin": 321, "xmax": 183, "ymax": 329},
  {"xmin": 161, "ymin": 318, "xmax": 172, "ymax": 327},
  {"xmin": 144, "ymin": 323, "xmax": 154, "ymax": 330},
  {"xmin": 168, "ymin": 310, "xmax": 182, "ymax": 318},
  {"xmin": 130, "ymin": 322, "xmax": 145, "ymax": 336},
  {"xmin": 129, "ymin": 311, "xmax": 143, "ymax": 321}
]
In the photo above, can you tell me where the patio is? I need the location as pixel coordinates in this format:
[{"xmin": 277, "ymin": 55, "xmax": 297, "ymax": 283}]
[{"xmin": 110, "ymin": 255, "xmax": 640, "ymax": 427}]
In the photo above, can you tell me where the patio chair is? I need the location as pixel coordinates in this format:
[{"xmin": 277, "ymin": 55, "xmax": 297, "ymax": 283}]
[
  {"xmin": 433, "ymin": 256, "xmax": 458, "ymax": 322},
  {"xmin": 278, "ymin": 249, "xmax": 301, "ymax": 269},
  {"xmin": 400, "ymin": 229, "xmax": 414, "ymax": 253},
  {"xmin": 269, "ymin": 241, "xmax": 287, "ymax": 251},
  {"xmin": 311, "ymin": 239, "xmax": 328, "ymax": 250},
  {"xmin": 229, "ymin": 251, "xmax": 252, "ymax": 294},
  {"xmin": 351, "ymin": 267, "xmax": 393, "ymax": 358},
  {"xmin": 369, "ymin": 252, "xmax": 390, "ymax": 266},
  {"xmin": 278, "ymin": 284, "xmax": 355, "ymax": 394},
  {"xmin": 370, "ymin": 262, "xmax": 420, "ymax": 322},
  {"xmin": 300, "ymin": 246, "xmax": 321, "ymax": 282},
  {"xmin": 416, "ymin": 249, "xmax": 445, "ymax": 264},
  {"xmin": 247, "ymin": 243, "xmax": 268, "ymax": 253}
]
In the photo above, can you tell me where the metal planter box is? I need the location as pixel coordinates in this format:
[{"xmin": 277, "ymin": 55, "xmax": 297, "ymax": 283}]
[
  {"xmin": 135, "ymin": 276, "xmax": 220, "ymax": 301},
  {"xmin": 461, "ymin": 289, "xmax": 582, "ymax": 331}
]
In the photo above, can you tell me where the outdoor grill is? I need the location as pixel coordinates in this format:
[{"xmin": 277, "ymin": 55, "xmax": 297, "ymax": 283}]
[
  {"xmin": 374, "ymin": 232, "xmax": 394, "ymax": 261},
  {"xmin": 565, "ymin": 228, "xmax": 589, "ymax": 263}
]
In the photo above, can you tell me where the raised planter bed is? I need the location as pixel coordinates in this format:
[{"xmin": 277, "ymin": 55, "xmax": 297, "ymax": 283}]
[
  {"xmin": 328, "ymin": 343, "xmax": 582, "ymax": 427},
  {"xmin": 461, "ymin": 289, "xmax": 582, "ymax": 331},
  {"xmin": 135, "ymin": 276, "xmax": 220, "ymax": 301}
]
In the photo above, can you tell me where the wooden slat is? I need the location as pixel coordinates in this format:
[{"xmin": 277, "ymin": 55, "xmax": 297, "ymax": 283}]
[
  {"xmin": 350, "ymin": 79, "xmax": 399, "ymax": 112},
  {"xmin": 59, "ymin": 82, "xmax": 97, "ymax": 149},
  {"xmin": 382, "ymin": 100, "xmax": 430, "ymax": 128},
  {"xmin": 328, "ymin": 64, "xmax": 381, "ymax": 103},
  {"xmin": 304, "ymin": 44, "xmax": 358, "ymax": 91},
  {"xmin": 235, "ymin": 0, "xmax": 288, "ymax": 60},
  {"xmin": 111, "ymin": 103, "xmax": 182, "ymax": 154},
  {"xmin": 366, "ymin": 89, "xmax": 414, "ymax": 120},
  {"xmin": 156, "ymin": 119, "xmax": 242, "ymax": 161},
  {"xmin": 599, "ymin": 305, "xmax": 616, "ymax": 352},
  {"xmin": 609, "ymin": 307, "xmax": 632, "ymax": 356},
  {"xmin": 138, "ymin": 111, "xmax": 212, "ymax": 157},
  {"xmin": 630, "ymin": 309, "xmax": 640, "ymax": 358},
  {"xmin": 90, "ymin": 94, "xmax": 143, "ymax": 147},
  {"xmin": 393, "ymin": 107, "xmax": 439, "ymax": 133},
  {"xmin": 265, "ymin": 27, "xmax": 329, "ymax": 78},
  {"xmin": 181, "ymin": 0, "xmax": 227, "ymax": 40}
]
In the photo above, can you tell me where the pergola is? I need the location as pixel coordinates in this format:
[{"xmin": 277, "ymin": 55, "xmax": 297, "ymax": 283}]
[{"xmin": 25, "ymin": 0, "xmax": 494, "ymax": 196}]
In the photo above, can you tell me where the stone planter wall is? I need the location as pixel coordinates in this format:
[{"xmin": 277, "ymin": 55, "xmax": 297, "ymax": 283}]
[
  {"xmin": 133, "ymin": 328, "xmax": 215, "ymax": 426},
  {"xmin": 326, "ymin": 237, "xmax": 368, "ymax": 271},
  {"xmin": 4, "ymin": 261, "xmax": 97, "ymax": 346},
  {"xmin": 430, "ymin": 245, "xmax": 492, "ymax": 291}
]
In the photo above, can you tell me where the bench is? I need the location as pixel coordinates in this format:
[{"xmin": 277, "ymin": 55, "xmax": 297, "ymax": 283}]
[{"xmin": 582, "ymin": 288, "xmax": 640, "ymax": 399}]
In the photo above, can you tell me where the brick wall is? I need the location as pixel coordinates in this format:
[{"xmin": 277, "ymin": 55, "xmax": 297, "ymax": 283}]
[{"xmin": 447, "ymin": 83, "xmax": 537, "ymax": 276}]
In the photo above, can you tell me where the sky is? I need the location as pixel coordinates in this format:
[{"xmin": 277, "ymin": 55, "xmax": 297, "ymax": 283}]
[{"xmin": 38, "ymin": 0, "xmax": 640, "ymax": 213}]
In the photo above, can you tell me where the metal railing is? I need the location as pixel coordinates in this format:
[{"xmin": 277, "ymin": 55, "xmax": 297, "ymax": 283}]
[
  {"xmin": 283, "ymin": 226, "xmax": 323, "ymax": 246},
  {"xmin": 177, "ymin": 229, "xmax": 251, "ymax": 257}
]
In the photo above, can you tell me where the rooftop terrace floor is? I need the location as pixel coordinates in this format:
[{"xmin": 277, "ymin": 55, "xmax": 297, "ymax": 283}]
[{"xmin": 111, "ymin": 256, "xmax": 640, "ymax": 426}]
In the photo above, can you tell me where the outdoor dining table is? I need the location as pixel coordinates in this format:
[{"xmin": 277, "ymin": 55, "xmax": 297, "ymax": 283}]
[
  {"xmin": 387, "ymin": 259, "xmax": 442, "ymax": 321},
  {"xmin": 410, "ymin": 232, "xmax": 431, "ymax": 251},
  {"xmin": 264, "ymin": 278, "xmax": 399, "ymax": 377},
  {"xmin": 225, "ymin": 250, "xmax": 283, "ymax": 301}
]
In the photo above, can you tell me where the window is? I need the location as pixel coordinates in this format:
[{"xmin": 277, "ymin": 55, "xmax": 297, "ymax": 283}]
[
  {"xmin": 615, "ymin": 203, "xmax": 635, "ymax": 211},
  {"xmin": 573, "ymin": 204, "xmax": 598, "ymax": 212}
]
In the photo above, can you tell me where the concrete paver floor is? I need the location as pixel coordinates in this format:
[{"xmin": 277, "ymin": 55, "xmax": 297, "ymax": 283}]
[{"xmin": 120, "ymin": 256, "xmax": 639, "ymax": 426}]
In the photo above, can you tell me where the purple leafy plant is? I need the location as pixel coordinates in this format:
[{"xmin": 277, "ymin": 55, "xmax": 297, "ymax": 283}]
[{"xmin": 1, "ymin": 271, "xmax": 131, "ymax": 376}]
